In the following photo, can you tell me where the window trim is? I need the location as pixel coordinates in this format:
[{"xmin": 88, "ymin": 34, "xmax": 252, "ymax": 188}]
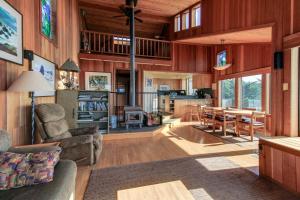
[
  {"xmin": 174, "ymin": 14, "xmax": 181, "ymax": 32},
  {"xmin": 191, "ymin": 4, "xmax": 201, "ymax": 28},
  {"xmin": 218, "ymin": 72, "xmax": 271, "ymax": 113},
  {"xmin": 220, "ymin": 78, "xmax": 236, "ymax": 108},
  {"xmin": 239, "ymin": 74, "xmax": 263, "ymax": 111},
  {"xmin": 182, "ymin": 10, "xmax": 190, "ymax": 30}
]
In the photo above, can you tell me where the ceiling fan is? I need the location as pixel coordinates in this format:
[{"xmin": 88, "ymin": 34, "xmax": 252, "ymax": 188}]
[{"xmin": 113, "ymin": 0, "xmax": 143, "ymax": 25}]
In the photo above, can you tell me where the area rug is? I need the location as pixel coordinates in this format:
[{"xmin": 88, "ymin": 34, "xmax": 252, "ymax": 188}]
[
  {"xmin": 193, "ymin": 125, "xmax": 259, "ymax": 146},
  {"xmin": 84, "ymin": 156, "xmax": 298, "ymax": 200}
]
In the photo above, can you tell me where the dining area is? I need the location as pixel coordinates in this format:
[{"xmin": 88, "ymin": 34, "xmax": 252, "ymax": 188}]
[{"xmin": 195, "ymin": 106, "xmax": 269, "ymax": 141}]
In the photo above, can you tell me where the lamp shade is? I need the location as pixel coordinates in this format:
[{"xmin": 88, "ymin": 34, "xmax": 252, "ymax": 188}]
[
  {"xmin": 8, "ymin": 71, "xmax": 54, "ymax": 92},
  {"xmin": 60, "ymin": 59, "xmax": 80, "ymax": 72}
]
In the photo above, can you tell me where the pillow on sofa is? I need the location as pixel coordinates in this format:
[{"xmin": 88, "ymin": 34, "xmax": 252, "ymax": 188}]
[{"xmin": 0, "ymin": 150, "xmax": 61, "ymax": 190}]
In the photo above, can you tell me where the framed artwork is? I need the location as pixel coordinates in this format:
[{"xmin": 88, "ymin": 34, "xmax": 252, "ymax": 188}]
[
  {"xmin": 159, "ymin": 85, "xmax": 170, "ymax": 91},
  {"xmin": 85, "ymin": 72, "xmax": 111, "ymax": 91},
  {"xmin": 40, "ymin": 0, "xmax": 57, "ymax": 41},
  {"xmin": 145, "ymin": 78, "xmax": 153, "ymax": 88},
  {"xmin": 0, "ymin": 0, "xmax": 23, "ymax": 65},
  {"xmin": 31, "ymin": 54, "xmax": 56, "ymax": 96}
]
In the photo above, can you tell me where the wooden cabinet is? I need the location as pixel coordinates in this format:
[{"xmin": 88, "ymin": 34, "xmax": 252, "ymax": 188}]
[
  {"xmin": 192, "ymin": 74, "xmax": 212, "ymax": 89},
  {"xmin": 259, "ymin": 137, "xmax": 300, "ymax": 193}
]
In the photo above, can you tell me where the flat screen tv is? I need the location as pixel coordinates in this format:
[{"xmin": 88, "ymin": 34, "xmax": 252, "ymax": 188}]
[{"xmin": 217, "ymin": 50, "xmax": 227, "ymax": 66}]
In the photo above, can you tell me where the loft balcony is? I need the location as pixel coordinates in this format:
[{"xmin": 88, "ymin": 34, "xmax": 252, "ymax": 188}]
[{"xmin": 80, "ymin": 30, "xmax": 171, "ymax": 60}]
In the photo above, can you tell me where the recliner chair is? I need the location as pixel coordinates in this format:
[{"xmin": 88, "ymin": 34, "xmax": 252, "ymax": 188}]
[{"xmin": 35, "ymin": 103, "xmax": 102, "ymax": 165}]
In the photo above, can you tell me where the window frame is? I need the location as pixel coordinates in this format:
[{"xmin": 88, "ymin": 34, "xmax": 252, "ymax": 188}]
[
  {"xmin": 239, "ymin": 74, "xmax": 263, "ymax": 111},
  {"xmin": 192, "ymin": 4, "xmax": 201, "ymax": 28},
  {"xmin": 219, "ymin": 78, "xmax": 236, "ymax": 108},
  {"xmin": 218, "ymin": 72, "xmax": 271, "ymax": 113},
  {"xmin": 182, "ymin": 10, "xmax": 190, "ymax": 30},
  {"xmin": 174, "ymin": 14, "xmax": 181, "ymax": 32}
]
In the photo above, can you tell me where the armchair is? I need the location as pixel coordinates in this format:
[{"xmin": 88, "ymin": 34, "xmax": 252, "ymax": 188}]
[{"xmin": 34, "ymin": 103, "xmax": 103, "ymax": 165}]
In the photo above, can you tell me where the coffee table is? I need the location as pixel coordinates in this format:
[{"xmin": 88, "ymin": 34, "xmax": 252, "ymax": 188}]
[{"xmin": 117, "ymin": 180, "xmax": 195, "ymax": 200}]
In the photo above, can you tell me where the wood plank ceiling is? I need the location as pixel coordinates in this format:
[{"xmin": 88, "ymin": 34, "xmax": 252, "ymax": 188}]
[{"xmin": 79, "ymin": 0, "xmax": 199, "ymax": 38}]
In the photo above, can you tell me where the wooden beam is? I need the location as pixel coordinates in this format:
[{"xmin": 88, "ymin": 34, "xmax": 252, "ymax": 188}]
[
  {"xmin": 217, "ymin": 67, "xmax": 272, "ymax": 81},
  {"xmin": 283, "ymin": 32, "xmax": 300, "ymax": 49}
]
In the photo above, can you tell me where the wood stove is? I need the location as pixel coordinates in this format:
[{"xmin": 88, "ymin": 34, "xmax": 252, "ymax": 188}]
[{"xmin": 124, "ymin": 106, "xmax": 143, "ymax": 129}]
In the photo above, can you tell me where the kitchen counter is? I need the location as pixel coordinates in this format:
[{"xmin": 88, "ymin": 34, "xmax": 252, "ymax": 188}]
[{"xmin": 170, "ymin": 95, "xmax": 199, "ymax": 100}]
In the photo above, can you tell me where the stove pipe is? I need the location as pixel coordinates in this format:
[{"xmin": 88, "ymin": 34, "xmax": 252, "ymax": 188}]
[{"xmin": 129, "ymin": 1, "xmax": 136, "ymax": 107}]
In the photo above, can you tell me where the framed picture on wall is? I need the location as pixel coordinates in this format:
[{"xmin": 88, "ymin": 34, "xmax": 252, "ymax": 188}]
[
  {"xmin": 85, "ymin": 72, "xmax": 111, "ymax": 91},
  {"xmin": 0, "ymin": 0, "xmax": 23, "ymax": 65},
  {"xmin": 145, "ymin": 78, "xmax": 153, "ymax": 88},
  {"xmin": 159, "ymin": 85, "xmax": 170, "ymax": 91},
  {"xmin": 40, "ymin": 0, "xmax": 57, "ymax": 41},
  {"xmin": 31, "ymin": 54, "xmax": 56, "ymax": 96}
]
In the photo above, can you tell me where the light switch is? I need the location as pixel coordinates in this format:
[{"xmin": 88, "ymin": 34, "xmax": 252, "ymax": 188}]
[{"xmin": 283, "ymin": 83, "xmax": 289, "ymax": 91}]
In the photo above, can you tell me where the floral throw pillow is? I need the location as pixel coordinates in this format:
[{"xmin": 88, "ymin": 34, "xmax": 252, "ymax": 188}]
[{"xmin": 0, "ymin": 150, "xmax": 61, "ymax": 190}]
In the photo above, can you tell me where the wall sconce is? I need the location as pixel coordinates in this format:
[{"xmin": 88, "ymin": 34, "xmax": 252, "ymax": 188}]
[{"xmin": 58, "ymin": 59, "xmax": 80, "ymax": 90}]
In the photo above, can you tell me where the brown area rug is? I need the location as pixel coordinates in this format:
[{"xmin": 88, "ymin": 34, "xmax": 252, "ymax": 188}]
[{"xmin": 84, "ymin": 156, "xmax": 298, "ymax": 200}]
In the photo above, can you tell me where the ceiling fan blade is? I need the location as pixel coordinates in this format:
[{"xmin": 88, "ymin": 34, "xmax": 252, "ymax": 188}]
[
  {"xmin": 113, "ymin": 15, "xmax": 126, "ymax": 18},
  {"xmin": 135, "ymin": 17, "xmax": 143, "ymax": 23},
  {"xmin": 135, "ymin": 10, "xmax": 141, "ymax": 15}
]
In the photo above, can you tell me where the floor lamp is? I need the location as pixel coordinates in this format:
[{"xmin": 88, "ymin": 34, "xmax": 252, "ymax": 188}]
[{"xmin": 8, "ymin": 71, "xmax": 53, "ymax": 144}]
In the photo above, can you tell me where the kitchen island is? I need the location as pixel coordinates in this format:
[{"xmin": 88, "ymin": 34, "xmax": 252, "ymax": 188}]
[{"xmin": 170, "ymin": 96, "xmax": 213, "ymax": 121}]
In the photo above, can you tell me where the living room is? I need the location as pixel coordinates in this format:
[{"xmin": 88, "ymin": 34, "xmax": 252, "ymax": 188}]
[{"xmin": 1, "ymin": 0, "xmax": 300, "ymax": 200}]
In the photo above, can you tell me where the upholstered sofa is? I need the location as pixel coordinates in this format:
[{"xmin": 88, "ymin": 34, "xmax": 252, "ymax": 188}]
[
  {"xmin": 35, "ymin": 103, "xmax": 103, "ymax": 166},
  {"xmin": 0, "ymin": 129, "xmax": 77, "ymax": 200}
]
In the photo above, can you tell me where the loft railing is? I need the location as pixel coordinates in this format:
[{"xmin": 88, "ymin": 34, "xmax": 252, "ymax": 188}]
[{"xmin": 80, "ymin": 30, "xmax": 171, "ymax": 59}]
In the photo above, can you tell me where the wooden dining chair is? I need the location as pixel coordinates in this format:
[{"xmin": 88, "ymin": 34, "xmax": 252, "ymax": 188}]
[
  {"xmin": 202, "ymin": 107, "xmax": 215, "ymax": 128},
  {"xmin": 188, "ymin": 104, "xmax": 200, "ymax": 122},
  {"xmin": 213, "ymin": 110, "xmax": 236, "ymax": 136},
  {"xmin": 198, "ymin": 105, "xmax": 207, "ymax": 125},
  {"xmin": 236, "ymin": 111, "xmax": 267, "ymax": 141}
]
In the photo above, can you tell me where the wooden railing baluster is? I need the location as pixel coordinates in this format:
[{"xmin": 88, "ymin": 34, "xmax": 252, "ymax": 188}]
[{"xmin": 80, "ymin": 30, "xmax": 171, "ymax": 59}]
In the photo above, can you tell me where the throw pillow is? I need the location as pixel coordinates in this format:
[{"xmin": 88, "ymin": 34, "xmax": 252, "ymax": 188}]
[{"xmin": 0, "ymin": 150, "xmax": 61, "ymax": 190}]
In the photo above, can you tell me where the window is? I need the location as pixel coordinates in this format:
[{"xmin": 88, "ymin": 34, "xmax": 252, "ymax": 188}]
[
  {"xmin": 221, "ymin": 78, "xmax": 235, "ymax": 108},
  {"xmin": 113, "ymin": 36, "xmax": 130, "ymax": 45},
  {"xmin": 40, "ymin": 0, "xmax": 57, "ymax": 41},
  {"xmin": 240, "ymin": 75, "xmax": 262, "ymax": 110},
  {"xmin": 174, "ymin": 14, "xmax": 181, "ymax": 32},
  {"xmin": 182, "ymin": 10, "xmax": 190, "ymax": 30},
  {"xmin": 192, "ymin": 4, "xmax": 201, "ymax": 27},
  {"xmin": 186, "ymin": 78, "xmax": 195, "ymax": 95}
]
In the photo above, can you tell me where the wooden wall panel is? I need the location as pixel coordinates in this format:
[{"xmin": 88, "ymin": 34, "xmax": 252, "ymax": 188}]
[
  {"xmin": 172, "ymin": 44, "xmax": 211, "ymax": 73},
  {"xmin": 214, "ymin": 44, "xmax": 272, "ymax": 78},
  {"xmin": 0, "ymin": 0, "xmax": 79, "ymax": 145},
  {"xmin": 172, "ymin": 0, "xmax": 291, "ymax": 40},
  {"xmin": 153, "ymin": 79, "xmax": 182, "ymax": 90},
  {"xmin": 282, "ymin": 152, "xmax": 297, "ymax": 191},
  {"xmin": 293, "ymin": 0, "xmax": 300, "ymax": 33},
  {"xmin": 260, "ymin": 139, "xmax": 300, "ymax": 194}
]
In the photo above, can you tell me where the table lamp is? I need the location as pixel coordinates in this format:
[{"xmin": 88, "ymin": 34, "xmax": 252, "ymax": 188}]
[
  {"xmin": 8, "ymin": 71, "xmax": 54, "ymax": 144},
  {"xmin": 58, "ymin": 58, "xmax": 80, "ymax": 90}
]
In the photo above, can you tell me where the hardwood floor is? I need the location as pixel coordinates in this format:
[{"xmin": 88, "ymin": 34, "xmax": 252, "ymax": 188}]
[{"xmin": 75, "ymin": 123, "xmax": 258, "ymax": 200}]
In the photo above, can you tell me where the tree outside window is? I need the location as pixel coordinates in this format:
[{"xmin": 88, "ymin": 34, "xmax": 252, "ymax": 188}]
[
  {"xmin": 241, "ymin": 75, "xmax": 262, "ymax": 110},
  {"xmin": 221, "ymin": 78, "xmax": 235, "ymax": 108}
]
